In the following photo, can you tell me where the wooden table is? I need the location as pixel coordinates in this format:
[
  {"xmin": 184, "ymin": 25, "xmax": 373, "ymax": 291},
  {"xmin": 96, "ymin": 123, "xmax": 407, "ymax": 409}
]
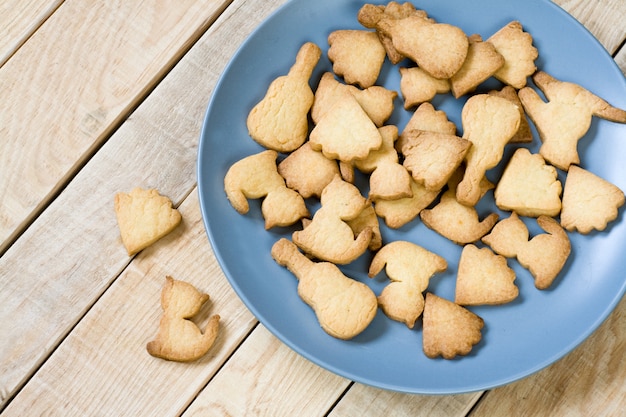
[{"xmin": 1, "ymin": 0, "xmax": 625, "ymax": 415}]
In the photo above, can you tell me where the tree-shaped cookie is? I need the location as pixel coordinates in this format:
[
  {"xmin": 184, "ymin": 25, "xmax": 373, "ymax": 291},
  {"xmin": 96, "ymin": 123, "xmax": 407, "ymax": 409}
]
[
  {"xmin": 457, "ymin": 94, "xmax": 521, "ymax": 206},
  {"xmin": 422, "ymin": 293, "xmax": 484, "ymax": 359},
  {"xmin": 486, "ymin": 21, "xmax": 538, "ymax": 89},
  {"xmin": 271, "ymin": 238, "xmax": 377, "ymax": 340},
  {"xmin": 147, "ymin": 276, "xmax": 220, "ymax": 362},
  {"xmin": 482, "ymin": 212, "xmax": 571, "ymax": 289},
  {"xmin": 309, "ymin": 88, "xmax": 383, "ymax": 162},
  {"xmin": 114, "ymin": 187, "xmax": 182, "ymax": 256},
  {"xmin": 328, "ymin": 29, "xmax": 386, "ymax": 88},
  {"xmin": 494, "ymin": 148, "xmax": 562, "ymax": 217},
  {"xmin": 368, "ymin": 241, "xmax": 447, "ymax": 328},
  {"xmin": 292, "ymin": 175, "xmax": 372, "ymax": 264},
  {"xmin": 224, "ymin": 150, "xmax": 309, "ymax": 229},
  {"xmin": 450, "ymin": 34, "xmax": 505, "ymax": 98},
  {"xmin": 519, "ymin": 71, "xmax": 626, "ymax": 171},
  {"xmin": 455, "ymin": 244, "xmax": 518, "ymax": 305},
  {"xmin": 246, "ymin": 42, "xmax": 321, "ymax": 153},
  {"xmin": 560, "ymin": 165, "xmax": 625, "ymax": 234}
]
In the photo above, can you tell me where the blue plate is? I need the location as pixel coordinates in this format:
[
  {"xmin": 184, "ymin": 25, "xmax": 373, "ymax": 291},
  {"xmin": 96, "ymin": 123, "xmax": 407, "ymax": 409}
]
[{"xmin": 198, "ymin": 0, "xmax": 626, "ymax": 394}]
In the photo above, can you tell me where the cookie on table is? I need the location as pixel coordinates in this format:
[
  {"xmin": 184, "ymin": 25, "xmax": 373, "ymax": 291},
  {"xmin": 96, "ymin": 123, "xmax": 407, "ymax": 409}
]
[
  {"xmin": 482, "ymin": 213, "xmax": 571, "ymax": 289},
  {"xmin": 455, "ymin": 244, "xmax": 518, "ymax": 306},
  {"xmin": 272, "ymin": 238, "xmax": 377, "ymax": 340},
  {"xmin": 224, "ymin": 150, "xmax": 309, "ymax": 229},
  {"xmin": 328, "ymin": 29, "xmax": 386, "ymax": 88},
  {"xmin": 422, "ymin": 293, "xmax": 484, "ymax": 359},
  {"xmin": 494, "ymin": 148, "xmax": 562, "ymax": 217},
  {"xmin": 519, "ymin": 71, "xmax": 626, "ymax": 171},
  {"xmin": 114, "ymin": 187, "xmax": 182, "ymax": 256},
  {"xmin": 246, "ymin": 42, "xmax": 321, "ymax": 153},
  {"xmin": 147, "ymin": 276, "xmax": 220, "ymax": 362},
  {"xmin": 369, "ymin": 241, "xmax": 447, "ymax": 328},
  {"xmin": 486, "ymin": 21, "xmax": 538, "ymax": 89},
  {"xmin": 450, "ymin": 34, "xmax": 505, "ymax": 98},
  {"xmin": 560, "ymin": 165, "xmax": 625, "ymax": 234}
]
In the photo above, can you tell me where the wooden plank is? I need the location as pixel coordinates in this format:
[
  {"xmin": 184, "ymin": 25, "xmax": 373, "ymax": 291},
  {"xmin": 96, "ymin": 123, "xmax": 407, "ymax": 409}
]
[
  {"xmin": 0, "ymin": 0, "xmax": 63, "ymax": 67},
  {"xmin": 328, "ymin": 385, "xmax": 481, "ymax": 417},
  {"xmin": 0, "ymin": 0, "xmax": 231, "ymax": 255},
  {"xmin": 615, "ymin": 45, "xmax": 626, "ymax": 74},
  {"xmin": 0, "ymin": 0, "xmax": 277, "ymax": 410},
  {"xmin": 468, "ymin": 296, "xmax": 626, "ymax": 416},
  {"xmin": 552, "ymin": 0, "xmax": 626, "ymax": 54},
  {"xmin": 1, "ymin": 190, "xmax": 257, "ymax": 416},
  {"xmin": 184, "ymin": 325, "xmax": 351, "ymax": 417}
]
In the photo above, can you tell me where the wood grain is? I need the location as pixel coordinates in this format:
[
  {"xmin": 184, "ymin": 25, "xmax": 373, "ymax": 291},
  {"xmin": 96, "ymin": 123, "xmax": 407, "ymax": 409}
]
[
  {"xmin": 0, "ymin": 0, "xmax": 231, "ymax": 255},
  {"xmin": 0, "ymin": 0, "xmax": 63, "ymax": 67}
]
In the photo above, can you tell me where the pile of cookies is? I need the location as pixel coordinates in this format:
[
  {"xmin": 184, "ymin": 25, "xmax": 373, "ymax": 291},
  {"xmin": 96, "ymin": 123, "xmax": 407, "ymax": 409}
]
[{"xmin": 224, "ymin": 1, "xmax": 626, "ymax": 359}]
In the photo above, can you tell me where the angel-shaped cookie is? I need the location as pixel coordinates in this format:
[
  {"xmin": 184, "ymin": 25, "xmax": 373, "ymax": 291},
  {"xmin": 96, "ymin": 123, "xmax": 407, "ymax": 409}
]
[{"xmin": 519, "ymin": 71, "xmax": 626, "ymax": 171}]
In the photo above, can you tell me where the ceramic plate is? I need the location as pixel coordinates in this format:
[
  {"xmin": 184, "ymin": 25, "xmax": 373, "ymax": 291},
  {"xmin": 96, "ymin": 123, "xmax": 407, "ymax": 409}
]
[{"xmin": 198, "ymin": 0, "xmax": 626, "ymax": 394}]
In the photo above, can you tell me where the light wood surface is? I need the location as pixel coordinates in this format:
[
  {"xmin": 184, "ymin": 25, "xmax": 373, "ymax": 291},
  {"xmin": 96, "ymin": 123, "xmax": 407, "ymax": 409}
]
[{"xmin": 1, "ymin": 0, "xmax": 624, "ymax": 415}]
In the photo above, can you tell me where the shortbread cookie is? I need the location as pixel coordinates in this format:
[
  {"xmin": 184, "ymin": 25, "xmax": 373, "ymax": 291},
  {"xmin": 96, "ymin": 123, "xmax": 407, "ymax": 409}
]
[
  {"xmin": 359, "ymin": 2, "xmax": 468, "ymax": 78},
  {"xmin": 311, "ymin": 72, "xmax": 396, "ymax": 127},
  {"xmin": 292, "ymin": 175, "xmax": 372, "ymax": 264},
  {"xmin": 560, "ymin": 165, "xmax": 625, "ymax": 234},
  {"xmin": 450, "ymin": 34, "xmax": 505, "ymax": 98},
  {"xmin": 357, "ymin": 2, "xmax": 432, "ymax": 64},
  {"xmin": 354, "ymin": 125, "xmax": 412, "ymax": 201},
  {"xmin": 494, "ymin": 148, "xmax": 562, "ymax": 217},
  {"xmin": 369, "ymin": 241, "xmax": 447, "ymax": 328},
  {"xmin": 114, "ymin": 187, "xmax": 182, "ymax": 256},
  {"xmin": 347, "ymin": 203, "xmax": 383, "ymax": 251},
  {"xmin": 519, "ymin": 71, "xmax": 626, "ymax": 171},
  {"xmin": 420, "ymin": 183, "xmax": 498, "ymax": 245},
  {"xmin": 278, "ymin": 142, "xmax": 340, "ymax": 199},
  {"xmin": 272, "ymin": 238, "xmax": 377, "ymax": 340},
  {"xmin": 488, "ymin": 86, "xmax": 533, "ymax": 143},
  {"xmin": 247, "ymin": 42, "xmax": 321, "ymax": 152},
  {"xmin": 455, "ymin": 244, "xmax": 518, "ymax": 305},
  {"xmin": 397, "ymin": 102, "xmax": 456, "ymax": 151},
  {"xmin": 399, "ymin": 66, "xmax": 450, "ymax": 108},
  {"xmin": 486, "ymin": 21, "xmax": 538, "ymax": 89},
  {"xmin": 309, "ymin": 89, "xmax": 383, "ymax": 162},
  {"xmin": 482, "ymin": 213, "xmax": 571, "ymax": 289},
  {"xmin": 328, "ymin": 29, "xmax": 386, "ymax": 88},
  {"xmin": 400, "ymin": 130, "xmax": 471, "ymax": 192},
  {"xmin": 147, "ymin": 276, "xmax": 220, "ymax": 362},
  {"xmin": 224, "ymin": 150, "xmax": 309, "ymax": 229},
  {"xmin": 422, "ymin": 293, "xmax": 484, "ymax": 359},
  {"xmin": 373, "ymin": 177, "xmax": 440, "ymax": 229},
  {"xmin": 457, "ymin": 94, "xmax": 521, "ymax": 206}
]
